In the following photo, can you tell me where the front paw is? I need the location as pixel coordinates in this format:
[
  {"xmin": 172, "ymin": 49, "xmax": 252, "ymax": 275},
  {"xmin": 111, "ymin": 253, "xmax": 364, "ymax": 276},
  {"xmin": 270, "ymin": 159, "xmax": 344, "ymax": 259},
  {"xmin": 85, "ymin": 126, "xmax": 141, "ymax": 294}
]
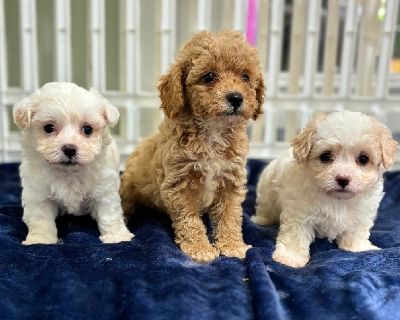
[
  {"xmin": 100, "ymin": 230, "xmax": 134, "ymax": 243},
  {"xmin": 23, "ymin": 233, "xmax": 58, "ymax": 245},
  {"xmin": 217, "ymin": 241, "xmax": 252, "ymax": 259},
  {"xmin": 251, "ymin": 214, "xmax": 275, "ymax": 226},
  {"xmin": 272, "ymin": 244, "xmax": 309, "ymax": 268},
  {"xmin": 180, "ymin": 241, "xmax": 220, "ymax": 263},
  {"xmin": 339, "ymin": 240, "xmax": 381, "ymax": 252}
]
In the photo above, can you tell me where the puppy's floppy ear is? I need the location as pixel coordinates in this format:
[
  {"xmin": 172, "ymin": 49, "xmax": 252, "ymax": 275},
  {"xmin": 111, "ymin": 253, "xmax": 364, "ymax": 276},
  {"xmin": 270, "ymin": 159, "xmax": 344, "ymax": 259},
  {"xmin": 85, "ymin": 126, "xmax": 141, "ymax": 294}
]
[
  {"xmin": 378, "ymin": 124, "xmax": 398, "ymax": 170},
  {"xmin": 253, "ymin": 74, "xmax": 265, "ymax": 120},
  {"xmin": 90, "ymin": 88, "xmax": 120, "ymax": 127},
  {"xmin": 292, "ymin": 113, "xmax": 326, "ymax": 163},
  {"xmin": 102, "ymin": 101, "xmax": 119, "ymax": 127},
  {"xmin": 158, "ymin": 61, "xmax": 186, "ymax": 119},
  {"xmin": 13, "ymin": 90, "xmax": 39, "ymax": 129}
]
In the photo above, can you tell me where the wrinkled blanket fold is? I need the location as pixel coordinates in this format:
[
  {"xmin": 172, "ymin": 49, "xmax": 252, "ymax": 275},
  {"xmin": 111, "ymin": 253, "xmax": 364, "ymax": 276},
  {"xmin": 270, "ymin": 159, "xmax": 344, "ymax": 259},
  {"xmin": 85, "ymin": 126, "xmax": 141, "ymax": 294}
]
[{"xmin": 0, "ymin": 161, "xmax": 400, "ymax": 320}]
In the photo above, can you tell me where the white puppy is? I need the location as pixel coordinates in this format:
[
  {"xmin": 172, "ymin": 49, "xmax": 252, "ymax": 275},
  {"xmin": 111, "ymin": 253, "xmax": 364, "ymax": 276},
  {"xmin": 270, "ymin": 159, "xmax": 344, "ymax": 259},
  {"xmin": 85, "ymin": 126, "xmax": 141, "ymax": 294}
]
[
  {"xmin": 13, "ymin": 82, "xmax": 133, "ymax": 244},
  {"xmin": 252, "ymin": 111, "xmax": 398, "ymax": 268}
]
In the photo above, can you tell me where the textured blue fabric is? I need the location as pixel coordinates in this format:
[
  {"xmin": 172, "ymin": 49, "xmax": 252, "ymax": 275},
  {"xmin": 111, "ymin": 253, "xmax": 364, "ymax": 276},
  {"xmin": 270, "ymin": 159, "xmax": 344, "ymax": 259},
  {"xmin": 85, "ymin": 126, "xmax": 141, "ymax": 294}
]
[{"xmin": 0, "ymin": 160, "xmax": 400, "ymax": 320}]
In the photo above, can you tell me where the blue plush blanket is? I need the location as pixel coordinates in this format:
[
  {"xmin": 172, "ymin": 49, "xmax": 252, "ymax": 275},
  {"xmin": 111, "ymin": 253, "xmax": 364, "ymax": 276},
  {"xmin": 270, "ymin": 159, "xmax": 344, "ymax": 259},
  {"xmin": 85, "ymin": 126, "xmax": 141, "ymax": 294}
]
[{"xmin": 1, "ymin": 160, "xmax": 400, "ymax": 320}]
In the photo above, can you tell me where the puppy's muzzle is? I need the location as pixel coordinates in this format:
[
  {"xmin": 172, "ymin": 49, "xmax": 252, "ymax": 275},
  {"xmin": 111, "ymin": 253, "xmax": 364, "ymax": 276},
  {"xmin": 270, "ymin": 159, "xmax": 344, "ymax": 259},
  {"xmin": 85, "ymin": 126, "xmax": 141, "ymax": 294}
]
[
  {"xmin": 226, "ymin": 92, "xmax": 243, "ymax": 114},
  {"xmin": 335, "ymin": 176, "xmax": 350, "ymax": 189},
  {"xmin": 61, "ymin": 144, "xmax": 78, "ymax": 165},
  {"xmin": 62, "ymin": 144, "xmax": 77, "ymax": 158}
]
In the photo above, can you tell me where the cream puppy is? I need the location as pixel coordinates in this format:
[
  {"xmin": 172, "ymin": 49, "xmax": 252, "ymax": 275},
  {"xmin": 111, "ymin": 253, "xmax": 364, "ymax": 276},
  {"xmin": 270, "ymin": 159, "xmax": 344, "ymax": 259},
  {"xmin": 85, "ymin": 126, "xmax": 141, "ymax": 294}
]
[
  {"xmin": 252, "ymin": 111, "xmax": 398, "ymax": 268},
  {"xmin": 14, "ymin": 82, "xmax": 133, "ymax": 244}
]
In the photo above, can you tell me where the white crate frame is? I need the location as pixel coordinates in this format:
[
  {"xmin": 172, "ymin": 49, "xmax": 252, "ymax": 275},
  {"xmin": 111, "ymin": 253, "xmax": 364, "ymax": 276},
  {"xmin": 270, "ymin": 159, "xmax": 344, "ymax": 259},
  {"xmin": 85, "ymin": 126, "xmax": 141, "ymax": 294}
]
[{"xmin": 1, "ymin": 0, "xmax": 400, "ymax": 164}]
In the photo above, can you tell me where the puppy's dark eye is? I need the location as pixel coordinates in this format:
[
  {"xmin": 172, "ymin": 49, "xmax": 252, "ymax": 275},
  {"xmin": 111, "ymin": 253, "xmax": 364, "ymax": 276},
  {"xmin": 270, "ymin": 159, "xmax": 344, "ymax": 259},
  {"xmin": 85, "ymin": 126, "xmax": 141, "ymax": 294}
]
[
  {"xmin": 357, "ymin": 154, "xmax": 369, "ymax": 166},
  {"xmin": 43, "ymin": 124, "xmax": 54, "ymax": 133},
  {"xmin": 319, "ymin": 151, "xmax": 334, "ymax": 163},
  {"xmin": 202, "ymin": 72, "xmax": 216, "ymax": 84},
  {"xmin": 82, "ymin": 125, "xmax": 93, "ymax": 136},
  {"xmin": 242, "ymin": 73, "xmax": 250, "ymax": 82}
]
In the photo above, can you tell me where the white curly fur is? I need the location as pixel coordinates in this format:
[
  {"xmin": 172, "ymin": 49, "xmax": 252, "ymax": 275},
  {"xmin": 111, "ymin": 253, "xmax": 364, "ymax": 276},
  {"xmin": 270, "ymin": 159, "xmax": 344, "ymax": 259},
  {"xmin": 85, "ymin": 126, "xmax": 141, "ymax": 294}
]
[
  {"xmin": 14, "ymin": 82, "xmax": 133, "ymax": 245},
  {"xmin": 252, "ymin": 111, "xmax": 398, "ymax": 268}
]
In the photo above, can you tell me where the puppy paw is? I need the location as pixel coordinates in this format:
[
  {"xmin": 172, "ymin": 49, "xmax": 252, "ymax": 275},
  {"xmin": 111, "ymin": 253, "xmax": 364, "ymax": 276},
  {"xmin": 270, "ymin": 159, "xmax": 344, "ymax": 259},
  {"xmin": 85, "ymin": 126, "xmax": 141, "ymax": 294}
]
[
  {"xmin": 251, "ymin": 215, "xmax": 274, "ymax": 226},
  {"xmin": 339, "ymin": 241, "xmax": 380, "ymax": 252},
  {"xmin": 180, "ymin": 242, "xmax": 219, "ymax": 263},
  {"xmin": 272, "ymin": 245, "xmax": 309, "ymax": 268},
  {"xmin": 100, "ymin": 230, "xmax": 134, "ymax": 243},
  {"xmin": 22, "ymin": 233, "xmax": 58, "ymax": 245},
  {"xmin": 366, "ymin": 244, "xmax": 381, "ymax": 251},
  {"xmin": 217, "ymin": 242, "xmax": 252, "ymax": 259}
]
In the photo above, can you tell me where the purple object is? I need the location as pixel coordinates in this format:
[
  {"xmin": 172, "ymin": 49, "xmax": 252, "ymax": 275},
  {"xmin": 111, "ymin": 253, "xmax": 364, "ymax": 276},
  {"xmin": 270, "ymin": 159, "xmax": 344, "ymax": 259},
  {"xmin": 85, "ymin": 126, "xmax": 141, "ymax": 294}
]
[{"xmin": 246, "ymin": 0, "xmax": 258, "ymax": 45}]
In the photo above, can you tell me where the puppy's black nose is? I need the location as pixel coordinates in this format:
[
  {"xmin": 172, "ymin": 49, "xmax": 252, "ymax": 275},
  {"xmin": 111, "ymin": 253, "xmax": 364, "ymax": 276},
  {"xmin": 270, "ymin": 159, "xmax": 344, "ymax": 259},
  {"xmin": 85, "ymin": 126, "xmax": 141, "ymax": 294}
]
[
  {"xmin": 62, "ymin": 144, "xmax": 77, "ymax": 158},
  {"xmin": 336, "ymin": 177, "xmax": 350, "ymax": 188},
  {"xmin": 226, "ymin": 92, "xmax": 243, "ymax": 111}
]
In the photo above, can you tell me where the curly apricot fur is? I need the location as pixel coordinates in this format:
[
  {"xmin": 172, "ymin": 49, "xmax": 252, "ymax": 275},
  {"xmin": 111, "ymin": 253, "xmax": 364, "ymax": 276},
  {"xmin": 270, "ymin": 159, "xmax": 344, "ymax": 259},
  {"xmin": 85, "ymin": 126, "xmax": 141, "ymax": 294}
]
[{"xmin": 120, "ymin": 31, "xmax": 265, "ymax": 262}]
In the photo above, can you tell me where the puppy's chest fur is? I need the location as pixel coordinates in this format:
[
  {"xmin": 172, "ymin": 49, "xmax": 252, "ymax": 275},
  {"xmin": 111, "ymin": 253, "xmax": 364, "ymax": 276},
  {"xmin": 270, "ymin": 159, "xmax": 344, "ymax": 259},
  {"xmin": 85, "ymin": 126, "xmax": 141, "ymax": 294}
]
[
  {"xmin": 49, "ymin": 171, "xmax": 95, "ymax": 214},
  {"xmin": 306, "ymin": 191, "xmax": 381, "ymax": 240},
  {"xmin": 188, "ymin": 141, "xmax": 245, "ymax": 209},
  {"xmin": 311, "ymin": 203, "xmax": 362, "ymax": 240},
  {"xmin": 193, "ymin": 157, "xmax": 232, "ymax": 208},
  {"xmin": 159, "ymin": 122, "xmax": 247, "ymax": 210}
]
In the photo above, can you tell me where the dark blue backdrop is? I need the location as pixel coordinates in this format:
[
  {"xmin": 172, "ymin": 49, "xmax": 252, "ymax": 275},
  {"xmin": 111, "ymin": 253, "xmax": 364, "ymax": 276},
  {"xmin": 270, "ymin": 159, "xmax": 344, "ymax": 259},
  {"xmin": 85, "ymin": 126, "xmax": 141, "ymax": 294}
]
[{"xmin": 1, "ymin": 160, "xmax": 400, "ymax": 320}]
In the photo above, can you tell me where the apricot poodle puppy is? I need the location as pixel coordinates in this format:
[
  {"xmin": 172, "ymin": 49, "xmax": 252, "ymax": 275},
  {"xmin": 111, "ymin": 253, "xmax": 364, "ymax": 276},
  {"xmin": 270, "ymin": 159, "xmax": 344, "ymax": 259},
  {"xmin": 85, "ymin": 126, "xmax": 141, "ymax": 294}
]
[{"xmin": 120, "ymin": 31, "xmax": 265, "ymax": 262}]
